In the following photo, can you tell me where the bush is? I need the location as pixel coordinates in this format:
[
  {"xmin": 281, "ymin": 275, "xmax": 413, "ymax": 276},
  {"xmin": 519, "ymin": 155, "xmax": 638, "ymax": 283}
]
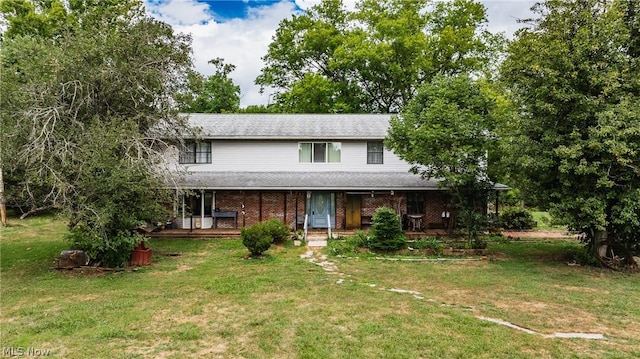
[
  {"xmin": 67, "ymin": 226, "xmax": 142, "ymax": 267},
  {"xmin": 241, "ymin": 219, "xmax": 291, "ymax": 256},
  {"xmin": 500, "ymin": 207, "xmax": 536, "ymax": 230},
  {"xmin": 328, "ymin": 231, "xmax": 368, "ymax": 256},
  {"xmin": 500, "ymin": 189, "xmax": 523, "ymax": 207},
  {"xmin": 369, "ymin": 207, "xmax": 406, "ymax": 251},
  {"xmin": 241, "ymin": 224, "xmax": 273, "ymax": 257},
  {"xmin": 260, "ymin": 218, "xmax": 291, "ymax": 244},
  {"xmin": 413, "ymin": 237, "xmax": 444, "ymax": 254},
  {"xmin": 470, "ymin": 237, "xmax": 488, "ymax": 249}
]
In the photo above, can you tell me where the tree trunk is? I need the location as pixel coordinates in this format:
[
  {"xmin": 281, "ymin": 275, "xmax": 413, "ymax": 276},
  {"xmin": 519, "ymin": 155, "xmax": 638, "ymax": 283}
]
[
  {"xmin": 19, "ymin": 206, "xmax": 56, "ymax": 220},
  {"xmin": 594, "ymin": 229, "xmax": 608, "ymax": 257}
]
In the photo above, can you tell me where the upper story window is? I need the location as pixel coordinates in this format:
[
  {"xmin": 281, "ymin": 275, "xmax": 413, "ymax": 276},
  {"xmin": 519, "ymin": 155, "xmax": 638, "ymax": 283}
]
[
  {"xmin": 179, "ymin": 141, "xmax": 211, "ymax": 164},
  {"xmin": 367, "ymin": 141, "xmax": 384, "ymax": 164},
  {"xmin": 299, "ymin": 142, "xmax": 341, "ymax": 163}
]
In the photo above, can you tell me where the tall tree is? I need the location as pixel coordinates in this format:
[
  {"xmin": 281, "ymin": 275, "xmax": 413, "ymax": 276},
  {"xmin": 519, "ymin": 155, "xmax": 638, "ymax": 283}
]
[
  {"xmin": 0, "ymin": 0, "xmax": 193, "ymax": 265},
  {"xmin": 178, "ymin": 58, "xmax": 241, "ymax": 113},
  {"xmin": 256, "ymin": 0, "xmax": 360, "ymax": 113},
  {"xmin": 256, "ymin": 0, "xmax": 500, "ymax": 113},
  {"xmin": 500, "ymin": 0, "xmax": 640, "ymax": 253},
  {"xmin": 386, "ymin": 75, "xmax": 497, "ymax": 239}
]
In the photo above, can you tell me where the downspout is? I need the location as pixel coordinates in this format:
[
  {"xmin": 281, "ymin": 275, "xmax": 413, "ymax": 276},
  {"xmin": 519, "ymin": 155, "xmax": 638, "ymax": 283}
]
[
  {"xmin": 284, "ymin": 191, "xmax": 288, "ymax": 226},
  {"xmin": 259, "ymin": 192, "xmax": 263, "ymax": 222}
]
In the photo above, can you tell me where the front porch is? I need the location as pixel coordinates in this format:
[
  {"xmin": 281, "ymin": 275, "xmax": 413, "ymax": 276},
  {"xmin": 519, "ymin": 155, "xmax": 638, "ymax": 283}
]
[{"xmin": 147, "ymin": 227, "xmax": 451, "ymax": 240}]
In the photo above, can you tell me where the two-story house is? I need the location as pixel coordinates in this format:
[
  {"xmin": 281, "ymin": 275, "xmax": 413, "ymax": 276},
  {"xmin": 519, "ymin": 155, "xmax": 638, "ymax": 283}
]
[{"xmin": 167, "ymin": 113, "xmax": 502, "ymax": 232}]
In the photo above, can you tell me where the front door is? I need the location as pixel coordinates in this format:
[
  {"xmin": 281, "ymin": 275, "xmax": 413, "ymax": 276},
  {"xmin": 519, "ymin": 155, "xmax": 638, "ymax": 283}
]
[
  {"xmin": 310, "ymin": 192, "xmax": 332, "ymax": 228},
  {"xmin": 345, "ymin": 194, "xmax": 361, "ymax": 229}
]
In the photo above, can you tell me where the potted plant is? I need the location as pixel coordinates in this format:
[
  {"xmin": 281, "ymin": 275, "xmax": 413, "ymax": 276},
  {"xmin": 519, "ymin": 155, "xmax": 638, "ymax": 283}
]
[{"xmin": 131, "ymin": 240, "xmax": 152, "ymax": 266}]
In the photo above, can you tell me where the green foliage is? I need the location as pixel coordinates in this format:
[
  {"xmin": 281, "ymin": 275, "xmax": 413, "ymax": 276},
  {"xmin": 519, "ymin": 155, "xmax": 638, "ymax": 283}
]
[
  {"xmin": 500, "ymin": 0, "xmax": 640, "ymax": 248},
  {"xmin": 177, "ymin": 58, "xmax": 240, "ymax": 113},
  {"xmin": 241, "ymin": 224, "xmax": 273, "ymax": 257},
  {"xmin": 0, "ymin": 0, "xmax": 193, "ymax": 263},
  {"xmin": 240, "ymin": 219, "xmax": 290, "ymax": 256},
  {"xmin": 469, "ymin": 237, "xmax": 487, "ymax": 249},
  {"xmin": 67, "ymin": 225, "xmax": 142, "ymax": 268},
  {"xmin": 0, "ymin": 0, "xmax": 71, "ymax": 39},
  {"xmin": 387, "ymin": 74, "xmax": 497, "ymax": 238},
  {"xmin": 413, "ymin": 237, "xmax": 444, "ymax": 254},
  {"xmin": 328, "ymin": 231, "xmax": 368, "ymax": 256},
  {"xmin": 259, "ymin": 218, "xmax": 291, "ymax": 244},
  {"xmin": 499, "ymin": 189, "xmax": 523, "ymax": 207},
  {"xmin": 566, "ymin": 246, "xmax": 599, "ymax": 267},
  {"xmin": 500, "ymin": 207, "xmax": 536, "ymax": 230},
  {"xmin": 257, "ymin": 0, "xmax": 502, "ymax": 113},
  {"xmin": 368, "ymin": 207, "xmax": 405, "ymax": 251}
]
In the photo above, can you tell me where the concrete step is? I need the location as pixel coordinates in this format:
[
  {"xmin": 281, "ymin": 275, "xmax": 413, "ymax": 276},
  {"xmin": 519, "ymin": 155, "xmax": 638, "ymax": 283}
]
[{"xmin": 307, "ymin": 239, "xmax": 328, "ymax": 247}]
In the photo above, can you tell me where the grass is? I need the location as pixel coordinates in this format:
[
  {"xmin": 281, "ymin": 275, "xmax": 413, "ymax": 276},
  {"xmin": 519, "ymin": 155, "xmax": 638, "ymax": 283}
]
[
  {"xmin": 2, "ymin": 214, "xmax": 640, "ymax": 358},
  {"xmin": 530, "ymin": 211, "xmax": 566, "ymax": 231}
]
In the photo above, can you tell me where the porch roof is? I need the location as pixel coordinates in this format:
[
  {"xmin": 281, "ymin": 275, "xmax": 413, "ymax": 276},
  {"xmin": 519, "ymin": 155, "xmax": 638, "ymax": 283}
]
[{"xmin": 174, "ymin": 171, "xmax": 510, "ymax": 191}]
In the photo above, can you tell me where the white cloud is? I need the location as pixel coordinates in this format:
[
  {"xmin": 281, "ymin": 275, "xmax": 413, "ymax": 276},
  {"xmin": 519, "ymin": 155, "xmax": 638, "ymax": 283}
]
[
  {"xmin": 147, "ymin": 0, "xmax": 298, "ymax": 106},
  {"xmin": 145, "ymin": 0, "xmax": 212, "ymax": 26},
  {"xmin": 483, "ymin": 0, "xmax": 537, "ymax": 38}
]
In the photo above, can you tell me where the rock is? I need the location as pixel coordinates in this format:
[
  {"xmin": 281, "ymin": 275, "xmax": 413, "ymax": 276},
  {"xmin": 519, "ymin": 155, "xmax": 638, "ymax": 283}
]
[{"xmin": 58, "ymin": 250, "xmax": 90, "ymax": 269}]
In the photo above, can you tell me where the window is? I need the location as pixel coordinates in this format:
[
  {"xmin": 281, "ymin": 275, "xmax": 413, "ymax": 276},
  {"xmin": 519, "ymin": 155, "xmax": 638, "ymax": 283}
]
[
  {"xmin": 407, "ymin": 192, "xmax": 424, "ymax": 214},
  {"xmin": 299, "ymin": 142, "xmax": 341, "ymax": 163},
  {"xmin": 179, "ymin": 141, "xmax": 211, "ymax": 164},
  {"xmin": 367, "ymin": 141, "xmax": 384, "ymax": 164},
  {"xmin": 184, "ymin": 191, "xmax": 213, "ymax": 216}
]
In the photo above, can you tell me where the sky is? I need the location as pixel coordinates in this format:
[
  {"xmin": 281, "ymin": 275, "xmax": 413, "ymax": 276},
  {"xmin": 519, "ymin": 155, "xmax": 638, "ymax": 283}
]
[{"xmin": 144, "ymin": 0, "xmax": 538, "ymax": 107}]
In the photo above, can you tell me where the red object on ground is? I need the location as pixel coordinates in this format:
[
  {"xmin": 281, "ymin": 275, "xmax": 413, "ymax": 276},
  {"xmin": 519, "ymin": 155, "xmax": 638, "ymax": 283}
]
[{"xmin": 131, "ymin": 242, "xmax": 152, "ymax": 266}]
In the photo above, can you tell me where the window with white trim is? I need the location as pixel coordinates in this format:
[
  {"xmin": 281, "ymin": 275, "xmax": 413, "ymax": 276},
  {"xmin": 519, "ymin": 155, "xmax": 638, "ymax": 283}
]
[
  {"xmin": 367, "ymin": 141, "xmax": 384, "ymax": 164},
  {"xmin": 299, "ymin": 142, "xmax": 341, "ymax": 163},
  {"xmin": 179, "ymin": 141, "xmax": 211, "ymax": 164}
]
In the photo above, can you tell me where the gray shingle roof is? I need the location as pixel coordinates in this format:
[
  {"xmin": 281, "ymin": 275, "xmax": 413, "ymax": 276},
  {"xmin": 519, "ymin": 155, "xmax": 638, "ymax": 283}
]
[
  {"xmin": 175, "ymin": 171, "xmax": 443, "ymax": 191},
  {"xmin": 182, "ymin": 113, "xmax": 393, "ymax": 139}
]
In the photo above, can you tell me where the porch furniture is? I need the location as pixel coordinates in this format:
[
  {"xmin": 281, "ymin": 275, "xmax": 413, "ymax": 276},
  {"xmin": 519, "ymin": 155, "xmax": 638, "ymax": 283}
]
[
  {"xmin": 407, "ymin": 214, "xmax": 424, "ymax": 232},
  {"xmin": 213, "ymin": 211, "xmax": 238, "ymax": 229}
]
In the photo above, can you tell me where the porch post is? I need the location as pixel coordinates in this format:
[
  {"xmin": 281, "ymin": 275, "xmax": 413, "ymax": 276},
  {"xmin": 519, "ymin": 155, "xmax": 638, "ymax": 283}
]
[
  {"xmin": 201, "ymin": 189, "xmax": 205, "ymax": 228},
  {"xmin": 181, "ymin": 193, "xmax": 185, "ymax": 229}
]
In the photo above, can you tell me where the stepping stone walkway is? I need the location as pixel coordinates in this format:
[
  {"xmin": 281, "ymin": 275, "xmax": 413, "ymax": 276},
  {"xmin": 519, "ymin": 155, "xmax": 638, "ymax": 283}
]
[{"xmin": 301, "ymin": 247, "xmax": 606, "ymax": 341}]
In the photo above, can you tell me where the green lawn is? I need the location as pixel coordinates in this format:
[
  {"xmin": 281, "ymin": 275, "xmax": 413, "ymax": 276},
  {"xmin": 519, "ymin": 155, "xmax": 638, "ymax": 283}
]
[
  {"xmin": 1, "ymin": 214, "xmax": 639, "ymax": 358},
  {"xmin": 530, "ymin": 211, "xmax": 566, "ymax": 231}
]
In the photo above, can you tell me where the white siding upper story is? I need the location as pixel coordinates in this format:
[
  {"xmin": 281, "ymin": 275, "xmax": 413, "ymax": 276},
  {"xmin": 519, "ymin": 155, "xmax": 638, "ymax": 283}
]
[
  {"xmin": 166, "ymin": 113, "xmax": 416, "ymax": 174},
  {"xmin": 171, "ymin": 139, "xmax": 412, "ymax": 173}
]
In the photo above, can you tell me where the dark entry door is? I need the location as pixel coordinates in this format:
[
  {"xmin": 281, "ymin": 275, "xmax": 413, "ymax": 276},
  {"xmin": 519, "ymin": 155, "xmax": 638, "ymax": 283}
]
[{"xmin": 345, "ymin": 195, "xmax": 361, "ymax": 229}]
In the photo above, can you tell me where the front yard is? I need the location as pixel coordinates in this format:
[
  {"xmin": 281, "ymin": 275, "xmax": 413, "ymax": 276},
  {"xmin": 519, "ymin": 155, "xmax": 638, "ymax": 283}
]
[{"xmin": 1, "ymin": 214, "xmax": 639, "ymax": 358}]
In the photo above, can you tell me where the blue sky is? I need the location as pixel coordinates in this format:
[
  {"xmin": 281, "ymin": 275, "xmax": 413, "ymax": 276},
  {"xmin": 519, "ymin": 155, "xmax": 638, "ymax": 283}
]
[
  {"xmin": 144, "ymin": 0, "xmax": 536, "ymax": 107},
  {"xmin": 202, "ymin": 0, "xmax": 303, "ymax": 22}
]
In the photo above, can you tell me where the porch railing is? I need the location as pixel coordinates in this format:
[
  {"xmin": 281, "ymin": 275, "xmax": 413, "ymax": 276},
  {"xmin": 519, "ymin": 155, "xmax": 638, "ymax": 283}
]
[{"xmin": 303, "ymin": 214, "xmax": 308, "ymax": 241}]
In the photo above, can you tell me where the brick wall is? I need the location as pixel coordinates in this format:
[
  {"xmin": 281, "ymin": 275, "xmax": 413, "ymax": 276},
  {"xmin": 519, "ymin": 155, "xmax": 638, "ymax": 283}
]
[
  {"xmin": 212, "ymin": 190, "xmax": 452, "ymax": 230},
  {"xmin": 214, "ymin": 191, "xmax": 307, "ymax": 229},
  {"xmin": 361, "ymin": 194, "xmax": 396, "ymax": 217}
]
